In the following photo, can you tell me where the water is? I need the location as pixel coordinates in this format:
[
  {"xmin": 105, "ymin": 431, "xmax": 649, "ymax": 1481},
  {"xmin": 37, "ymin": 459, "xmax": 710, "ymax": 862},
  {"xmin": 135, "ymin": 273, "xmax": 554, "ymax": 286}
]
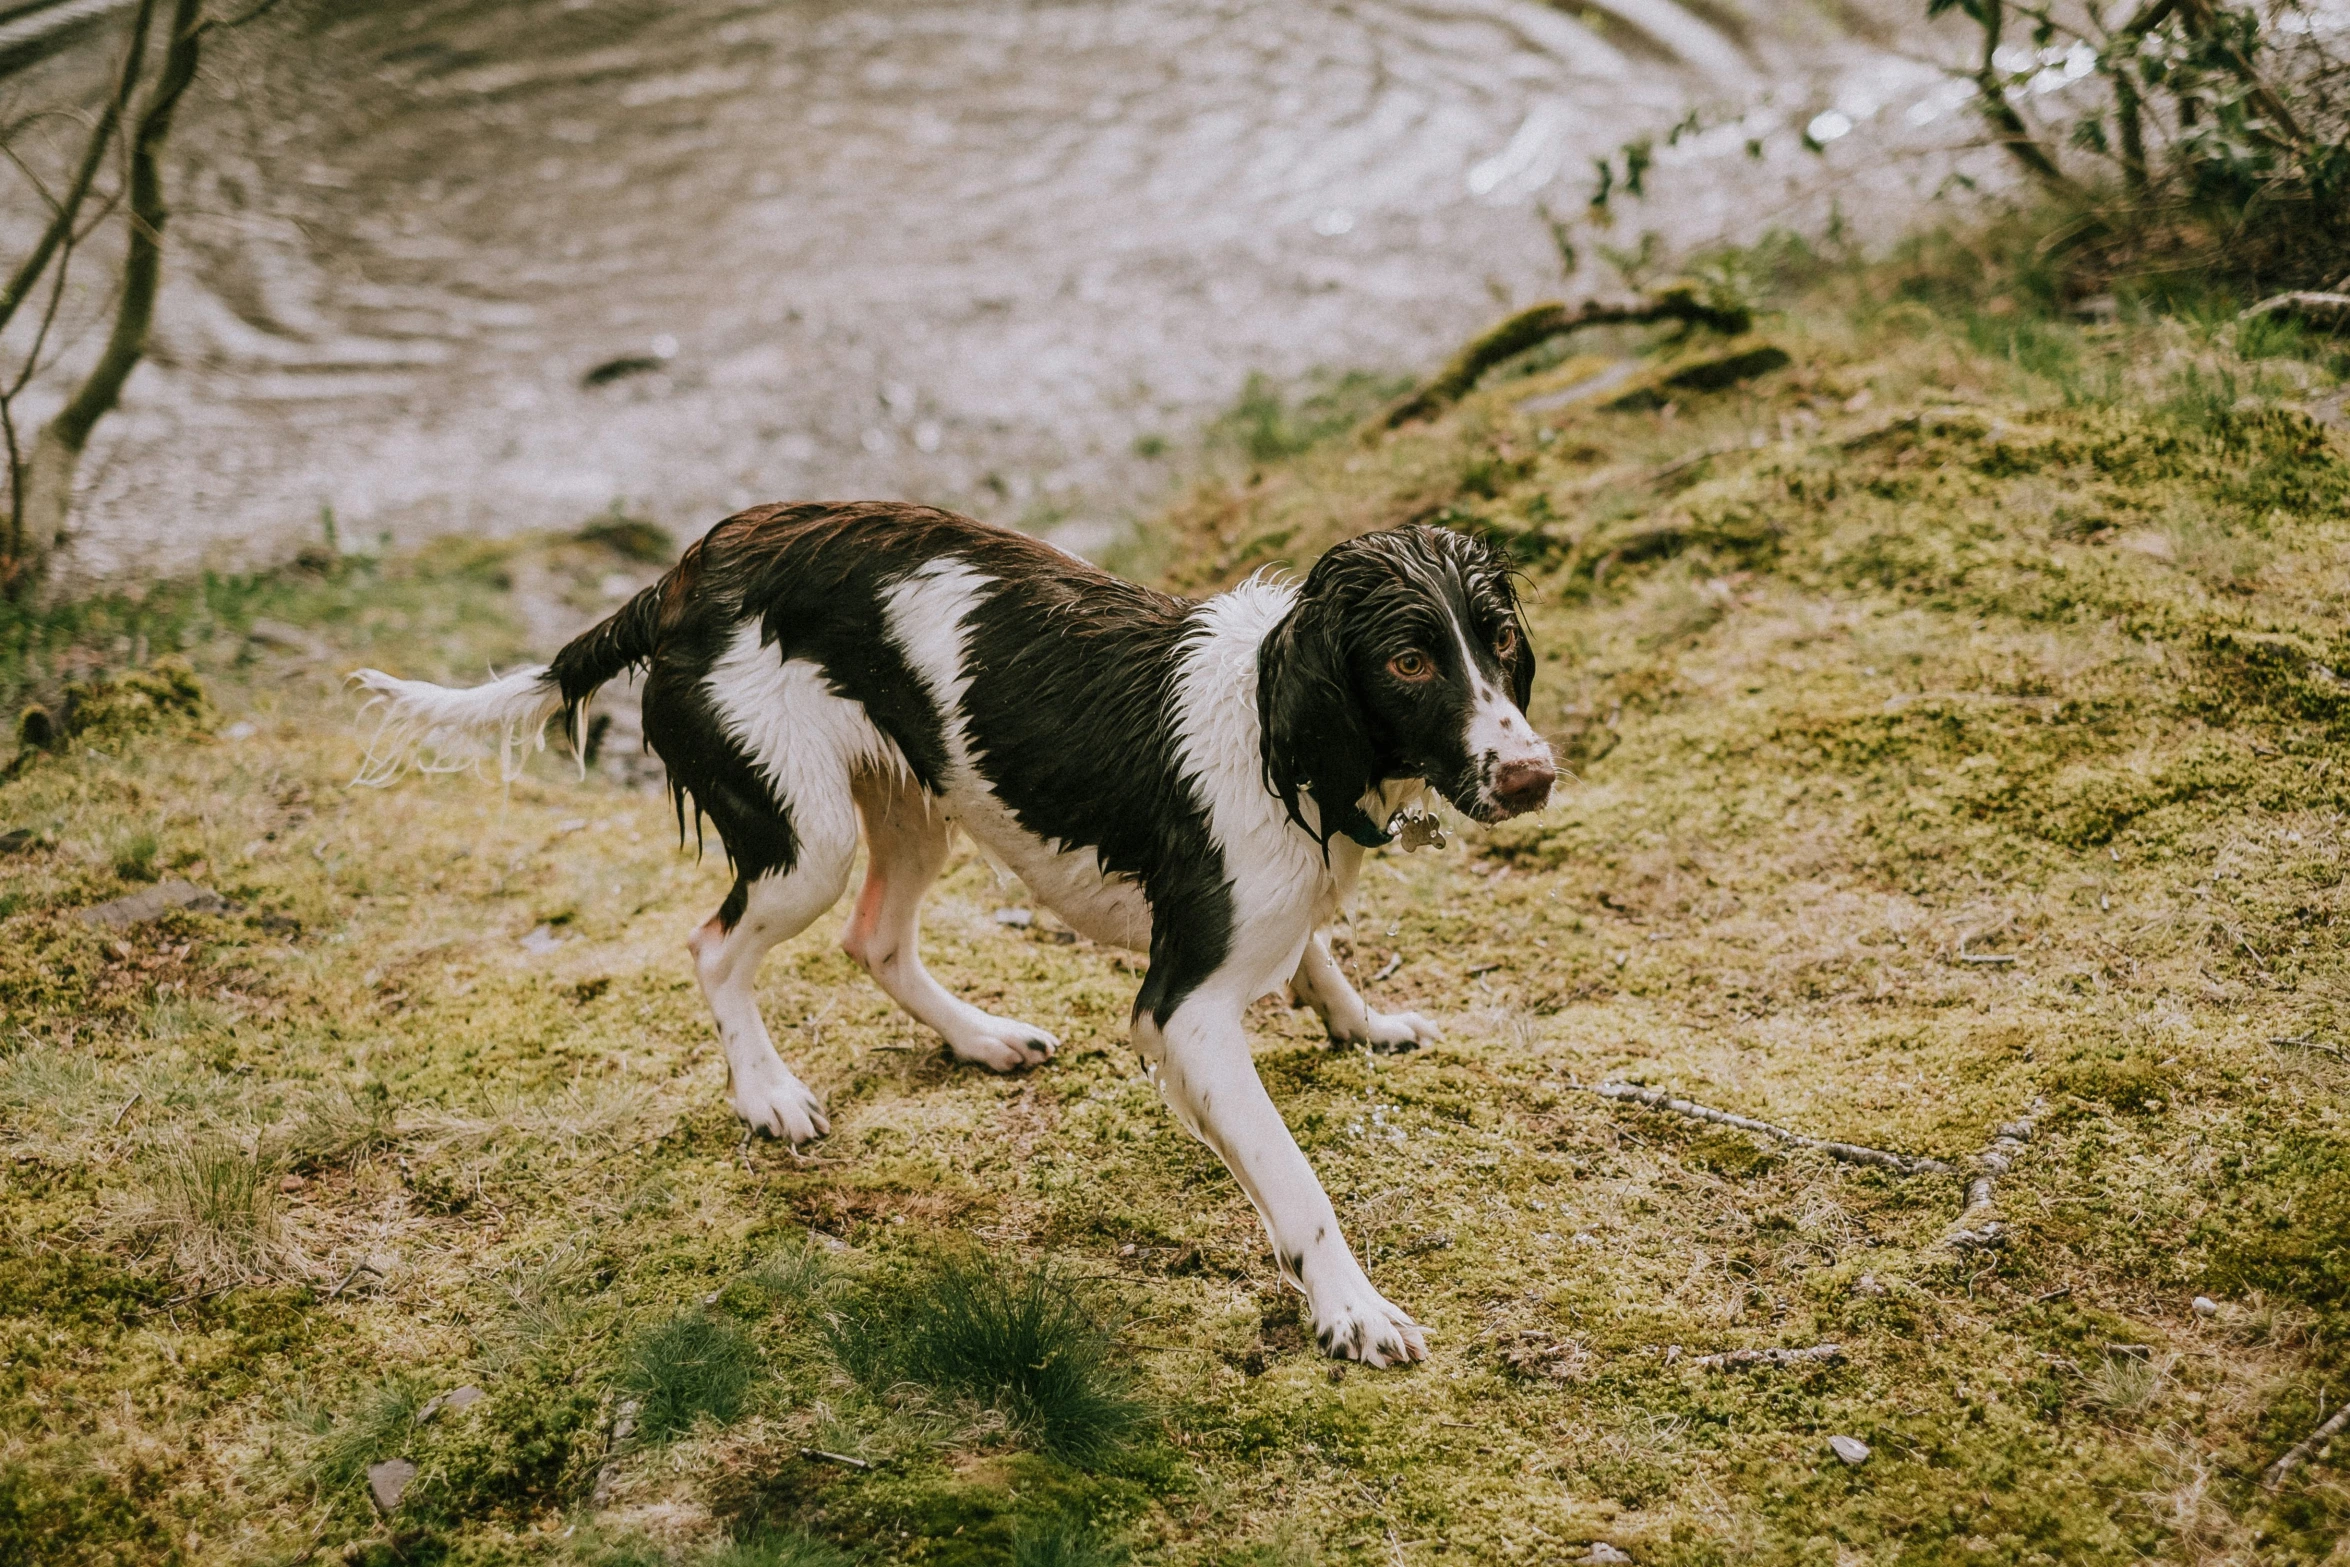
[{"xmin": 6, "ymin": 0, "xmax": 1971, "ymax": 582}]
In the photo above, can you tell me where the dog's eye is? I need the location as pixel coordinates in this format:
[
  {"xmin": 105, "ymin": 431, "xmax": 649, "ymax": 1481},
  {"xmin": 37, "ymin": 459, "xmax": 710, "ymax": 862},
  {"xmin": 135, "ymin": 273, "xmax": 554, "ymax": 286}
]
[
  {"xmin": 1494, "ymin": 624, "xmax": 1518, "ymax": 659},
  {"xmin": 1388, "ymin": 650, "xmax": 1434, "ymax": 682}
]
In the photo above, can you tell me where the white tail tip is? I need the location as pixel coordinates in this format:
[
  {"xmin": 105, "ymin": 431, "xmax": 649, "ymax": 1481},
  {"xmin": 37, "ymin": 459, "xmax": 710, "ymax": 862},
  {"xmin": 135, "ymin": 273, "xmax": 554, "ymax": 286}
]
[{"xmin": 349, "ymin": 665, "xmax": 563, "ymax": 786}]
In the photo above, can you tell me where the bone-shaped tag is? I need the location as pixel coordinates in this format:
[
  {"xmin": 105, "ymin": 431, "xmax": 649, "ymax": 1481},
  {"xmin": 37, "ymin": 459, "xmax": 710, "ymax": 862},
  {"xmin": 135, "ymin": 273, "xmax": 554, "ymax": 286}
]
[{"xmin": 1393, "ymin": 810, "xmax": 1448, "ymax": 852}]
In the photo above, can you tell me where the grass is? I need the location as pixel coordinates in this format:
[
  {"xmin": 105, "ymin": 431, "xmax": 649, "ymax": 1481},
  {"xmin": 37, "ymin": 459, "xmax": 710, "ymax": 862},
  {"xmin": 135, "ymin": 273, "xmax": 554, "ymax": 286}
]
[
  {"xmin": 136, "ymin": 1135, "xmax": 283, "ymax": 1278},
  {"xmin": 708, "ymin": 1529, "xmax": 859, "ymax": 1567},
  {"xmin": 1, "ymin": 235, "xmax": 2349, "ymax": 1562},
  {"xmin": 617, "ymin": 1313, "xmax": 764, "ymax": 1443},
  {"xmin": 825, "ymin": 1250, "xmax": 1144, "ymax": 1463}
]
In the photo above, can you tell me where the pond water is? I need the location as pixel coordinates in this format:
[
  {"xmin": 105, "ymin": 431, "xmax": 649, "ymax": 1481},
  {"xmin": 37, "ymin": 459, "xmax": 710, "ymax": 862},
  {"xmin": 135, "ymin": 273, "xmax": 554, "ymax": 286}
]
[{"xmin": 10, "ymin": 0, "xmax": 1973, "ymax": 581}]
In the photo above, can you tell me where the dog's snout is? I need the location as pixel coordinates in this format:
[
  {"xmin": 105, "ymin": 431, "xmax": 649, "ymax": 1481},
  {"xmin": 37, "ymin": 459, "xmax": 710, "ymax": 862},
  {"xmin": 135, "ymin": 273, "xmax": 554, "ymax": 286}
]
[{"xmin": 1491, "ymin": 756, "xmax": 1556, "ymax": 815}]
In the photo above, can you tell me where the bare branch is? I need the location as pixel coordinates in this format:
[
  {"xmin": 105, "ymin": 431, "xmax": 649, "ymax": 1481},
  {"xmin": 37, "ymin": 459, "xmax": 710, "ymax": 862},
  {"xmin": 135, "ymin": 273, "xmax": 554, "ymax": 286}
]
[
  {"xmin": 42, "ymin": 0, "xmax": 202, "ymax": 459},
  {"xmin": 2264, "ymin": 1396, "xmax": 2350, "ymax": 1491},
  {"xmin": 0, "ymin": 0, "xmax": 158, "ymax": 340}
]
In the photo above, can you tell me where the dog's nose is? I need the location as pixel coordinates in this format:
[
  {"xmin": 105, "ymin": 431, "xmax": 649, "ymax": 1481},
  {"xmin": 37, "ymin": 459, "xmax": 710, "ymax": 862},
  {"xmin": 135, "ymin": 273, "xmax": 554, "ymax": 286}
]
[{"xmin": 1491, "ymin": 757, "xmax": 1556, "ymax": 815}]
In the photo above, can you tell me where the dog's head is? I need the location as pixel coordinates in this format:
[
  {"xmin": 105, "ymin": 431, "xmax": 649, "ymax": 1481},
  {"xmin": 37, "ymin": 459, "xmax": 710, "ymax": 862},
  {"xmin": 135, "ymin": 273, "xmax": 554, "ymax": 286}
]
[{"xmin": 1259, "ymin": 525, "xmax": 1555, "ymax": 847}]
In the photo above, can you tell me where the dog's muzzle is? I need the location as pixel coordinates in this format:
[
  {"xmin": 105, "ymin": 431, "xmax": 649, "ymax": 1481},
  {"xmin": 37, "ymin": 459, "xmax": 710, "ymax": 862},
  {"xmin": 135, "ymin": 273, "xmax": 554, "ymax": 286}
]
[{"xmin": 1489, "ymin": 756, "xmax": 1557, "ymax": 817}]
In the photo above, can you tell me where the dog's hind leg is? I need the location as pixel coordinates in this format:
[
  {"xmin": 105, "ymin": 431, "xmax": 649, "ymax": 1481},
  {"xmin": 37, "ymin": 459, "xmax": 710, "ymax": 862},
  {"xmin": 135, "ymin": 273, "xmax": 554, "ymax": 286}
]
[
  {"xmin": 842, "ymin": 777, "xmax": 1057, "ymax": 1071},
  {"xmin": 1289, "ymin": 931, "xmax": 1440, "ymax": 1052},
  {"xmin": 690, "ymin": 843, "xmax": 855, "ymax": 1144}
]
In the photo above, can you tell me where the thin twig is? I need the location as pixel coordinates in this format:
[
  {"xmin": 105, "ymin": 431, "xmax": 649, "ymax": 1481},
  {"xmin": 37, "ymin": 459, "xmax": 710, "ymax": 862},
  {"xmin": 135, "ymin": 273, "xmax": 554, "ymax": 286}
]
[
  {"xmin": 1574, "ymin": 1081, "xmax": 1954, "ymax": 1175},
  {"xmin": 2263, "ymin": 1397, "xmax": 2350, "ymax": 1491},
  {"xmin": 1692, "ymin": 1343, "xmax": 1842, "ymax": 1370},
  {"xmin": 1370, "ymin": 952, "xmax": 1403, "ymax": 984},
  {"xmin": 110, "ymin": 1090, "xmax": 141, "ymax": 1126},
  {"xmin": 324, "ymin": 1260, "xmax": 380, "ymax": 1301},
  {"xmin": 798, "ymin": 1447, "xmax": 875, "ymax": 1471}
]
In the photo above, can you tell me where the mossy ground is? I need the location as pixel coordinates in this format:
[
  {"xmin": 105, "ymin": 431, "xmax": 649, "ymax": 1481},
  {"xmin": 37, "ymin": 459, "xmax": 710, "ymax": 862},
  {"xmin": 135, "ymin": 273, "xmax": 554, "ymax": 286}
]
[{"xmin": 4, "ymin": 252, "xmax": 2349, "ymax": 1565}]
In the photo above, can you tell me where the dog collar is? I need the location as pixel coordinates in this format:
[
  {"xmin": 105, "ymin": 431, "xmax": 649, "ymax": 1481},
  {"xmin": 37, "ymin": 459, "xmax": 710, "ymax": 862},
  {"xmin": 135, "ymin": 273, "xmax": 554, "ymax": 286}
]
[{"xmin": 1338, "ymin": 810, "xmax": 1395, "ymax": 849}]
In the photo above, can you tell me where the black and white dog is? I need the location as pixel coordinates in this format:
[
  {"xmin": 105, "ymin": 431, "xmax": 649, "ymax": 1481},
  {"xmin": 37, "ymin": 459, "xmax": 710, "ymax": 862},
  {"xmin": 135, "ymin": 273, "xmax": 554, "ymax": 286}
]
[{"xmin": 355, "ymin": 504, "xmax": 1554, "ymax": 1364}]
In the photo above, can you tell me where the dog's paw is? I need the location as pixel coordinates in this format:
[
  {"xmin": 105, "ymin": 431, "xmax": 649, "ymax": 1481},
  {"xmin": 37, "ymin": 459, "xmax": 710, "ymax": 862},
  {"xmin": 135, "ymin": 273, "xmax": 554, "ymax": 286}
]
[
  {"xmin": 732, "ymin": 1073, "xmax": 830, "ymax": 1145},
  {"xmin": 1310, "ymin": 1281, "xmax": 1428, "ymax": 1367},
  {"xmin": 1362, "ymin": 1009, "xmax": 1440, "ymax": 1053},
  {"xmin": 947, "ymin": 1018, "xmax": 1058, "ymax": 1072},
  {"xmin": 1330, "ymin": 1010, "xmax": 1441, "ymax": 1054}
]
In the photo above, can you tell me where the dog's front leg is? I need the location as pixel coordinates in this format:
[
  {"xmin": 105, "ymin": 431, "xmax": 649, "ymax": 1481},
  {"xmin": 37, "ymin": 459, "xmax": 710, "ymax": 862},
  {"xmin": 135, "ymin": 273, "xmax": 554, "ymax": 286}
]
[
  {"xmin": 1290, "ymin": 930, "xmax": 1440, "ymax": 1052},
  {"xmin": 1138, "ymin": 995, "xmax": 1427, "ymax": 1366}
]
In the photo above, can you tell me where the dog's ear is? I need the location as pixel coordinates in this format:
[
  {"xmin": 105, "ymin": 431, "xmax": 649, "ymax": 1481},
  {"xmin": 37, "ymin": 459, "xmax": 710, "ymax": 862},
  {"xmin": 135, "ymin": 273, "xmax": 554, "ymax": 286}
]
[
  {"xmin": 1497, "ymin": 566, "xmax": 1536, "ymax": 713},
  {"xmin": 1259, "ymin": 566, "xmax": 1388, "ymax": 853}
]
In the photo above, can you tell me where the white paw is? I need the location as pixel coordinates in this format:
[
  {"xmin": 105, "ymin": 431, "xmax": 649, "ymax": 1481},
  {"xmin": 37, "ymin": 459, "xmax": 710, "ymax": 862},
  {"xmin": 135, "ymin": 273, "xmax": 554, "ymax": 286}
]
[
  {"xmin": 1335, "ymin": 1010, "xmax": 1441, "ymax": 1053},
  {"xmin": 731, "ymin": 1071, "xmax": 829, "ymax": 1145},
  {"xmin": 1310, "ymin": 1278, "xmax": 1427, "ymax": 1367},
  {"xmin": 946, "ymin": 1017, "xmax": 1059, "ymax": 1072}
]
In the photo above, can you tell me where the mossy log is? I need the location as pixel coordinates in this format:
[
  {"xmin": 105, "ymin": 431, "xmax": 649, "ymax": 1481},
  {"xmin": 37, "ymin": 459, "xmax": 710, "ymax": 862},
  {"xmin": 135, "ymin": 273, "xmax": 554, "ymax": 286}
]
[
  {"xmin": 2242, "ymin": 291, "xmax": 2350, "ymax": 333},
  {"xmin": 1381, "ymin": 283, "xmax": 1753, "ymax": 429}
]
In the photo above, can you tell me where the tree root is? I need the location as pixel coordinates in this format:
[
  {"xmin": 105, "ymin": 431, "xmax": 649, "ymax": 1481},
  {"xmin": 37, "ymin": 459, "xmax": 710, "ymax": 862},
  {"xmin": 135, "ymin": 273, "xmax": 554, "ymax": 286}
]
[
  {"xmin": 1579, "ymin": 1082, "xmax": 2043, "ymax": 1251},
  {"xmin": 1380, "ymin": 283, "xmax": 1751, "ymax": 429},
  {"xmin": 2264, "ymin": 1396, "xmax": 2350, "ymax": 1492}
]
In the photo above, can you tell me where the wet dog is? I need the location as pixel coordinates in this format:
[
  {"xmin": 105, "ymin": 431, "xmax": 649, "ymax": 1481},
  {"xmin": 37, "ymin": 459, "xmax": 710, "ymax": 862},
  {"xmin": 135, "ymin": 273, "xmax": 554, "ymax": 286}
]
[{"xmin": 354, "ymin": 503, "xmax": 1554, "ymax": 1363}]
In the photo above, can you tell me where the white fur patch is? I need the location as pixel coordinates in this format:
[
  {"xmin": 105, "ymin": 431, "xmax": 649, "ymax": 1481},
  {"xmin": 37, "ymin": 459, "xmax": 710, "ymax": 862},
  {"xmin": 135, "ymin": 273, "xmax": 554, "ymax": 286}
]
[
  {"xmin": 349, "ymin": 664, "xmax": 564, "ymax": 786},
  {"xmin": 1446, "ymin": 608, "xmax": 1548, "ymax": 809},
  {"xmin": 880, "ymin": 560, "xmax": 1152, "ymax": 949},
  {"xmin": 1170, "ymin": 576, "xmax": 1326, "ymax": 1002},
  {"xmin": 704, "ymin": 623, "xmax": 907, "ymax": 851}
]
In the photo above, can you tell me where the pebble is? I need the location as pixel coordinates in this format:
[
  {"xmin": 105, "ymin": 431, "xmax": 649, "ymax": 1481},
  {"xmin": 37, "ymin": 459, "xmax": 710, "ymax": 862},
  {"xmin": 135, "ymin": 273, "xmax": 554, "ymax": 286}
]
[
  {"xmin": 519, "ymin": 924, "xmax": 564, "ymax": 954},
  {"xmin": 77, "ymin": 880, "xmax": 230, "ymax": 928},
  {"xmin": 366, "ymin": 1458, "xmax": 417, "ymax": 1513},
  {"xmin": 2192, "ymin": 1296, "xmax": 2219, "ymax": 1317},
  {"xmin": 417, "ymin": 1384, "xmax": 484, "ymax": 1423},
  {"xmin": 1583, "ymin": 1545, "xmax": 1633, "ymax": 1564},
  {"xmin": 1829, "ymin": 1435, "xmax": 1871, "ymax": 1466}
]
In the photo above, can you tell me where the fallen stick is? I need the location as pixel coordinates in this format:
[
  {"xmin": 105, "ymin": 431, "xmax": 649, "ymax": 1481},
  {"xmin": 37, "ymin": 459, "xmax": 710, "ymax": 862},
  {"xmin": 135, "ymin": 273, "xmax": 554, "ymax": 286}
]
[
  {"xmin": 1579, "ymin": 1082, "xmax": 2041, "ymax": 1250},
  {"xmin": 111, "ymin": 1091, "xmax": 142, "ymax": 1127},
  {"xmin": 799, "ymin": 1447, "xmax": 875, "ymax": 1471},
  {"xmin": 2241, "ymin": 291, "xmax": 2350, "ymax": 334},
  {"xmin": 324, "ymin": 1260, "xmax": 381, "ymax": 1301},
  {"xmin": 1692, "ymin": 1344, "xmax": 1842, "ymax": 1370},
  {"xmin": 1576, "ymin": 1082, "xmax": 1953, "ymax": 1176},
  {"xmin": 1944, "ymin": 1108, "xmax": 2041, "ymax": 1252},
  {"xmin": 2263, "ymin": 1397, "xmax": 2350, "ymax": 1491}
]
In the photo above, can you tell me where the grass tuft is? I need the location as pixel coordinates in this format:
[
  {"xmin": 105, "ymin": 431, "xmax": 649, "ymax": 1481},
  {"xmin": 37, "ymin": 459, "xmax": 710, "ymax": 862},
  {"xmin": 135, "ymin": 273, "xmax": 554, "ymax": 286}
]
[
  {"xmin": 616, "ymin": 1312, "xmax": 763, "ymax": 1444},
  {"xmin": 299, "ymin": 1374, "xmax": 428, "ymax": 1506},
  {"xmin": 740, "ymin": 1237, "xmax": 833, "ymax": 1313},
  {"xmin": 138, "ymin": 1136, "xmax": 282, "ymax": 1277},
  {"xmin": 281, "ymin": 1080, "xmax": 397, "ymax": 1171},
  {"xmin": 706, "ymin": 1528, "xmax": 856, "ymax": 1567},
  {"xmin": 110, "ymin": 829, "xmax": 159, "ymax": 883},
  {"xmin": 825, "ymin": 1250, "xmax": 1143, "ymax": 1463},
  {"xmin": 1012, "ymin": 1514, "xmax": 1131, "ymax": 1567}
]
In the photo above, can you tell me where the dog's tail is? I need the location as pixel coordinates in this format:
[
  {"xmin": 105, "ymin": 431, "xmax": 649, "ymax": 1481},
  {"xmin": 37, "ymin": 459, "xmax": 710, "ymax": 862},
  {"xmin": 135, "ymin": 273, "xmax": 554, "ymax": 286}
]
[{"xmin": 350, "ymin": 579, "xmax": 666, "ymax": 786}]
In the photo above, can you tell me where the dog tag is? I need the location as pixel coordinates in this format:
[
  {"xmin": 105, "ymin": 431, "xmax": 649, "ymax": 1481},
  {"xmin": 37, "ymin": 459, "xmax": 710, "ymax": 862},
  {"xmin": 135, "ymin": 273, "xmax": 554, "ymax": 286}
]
[{"xmin": 1394, "ymin": 810, "xmax": 1448, "ymax": 852}]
